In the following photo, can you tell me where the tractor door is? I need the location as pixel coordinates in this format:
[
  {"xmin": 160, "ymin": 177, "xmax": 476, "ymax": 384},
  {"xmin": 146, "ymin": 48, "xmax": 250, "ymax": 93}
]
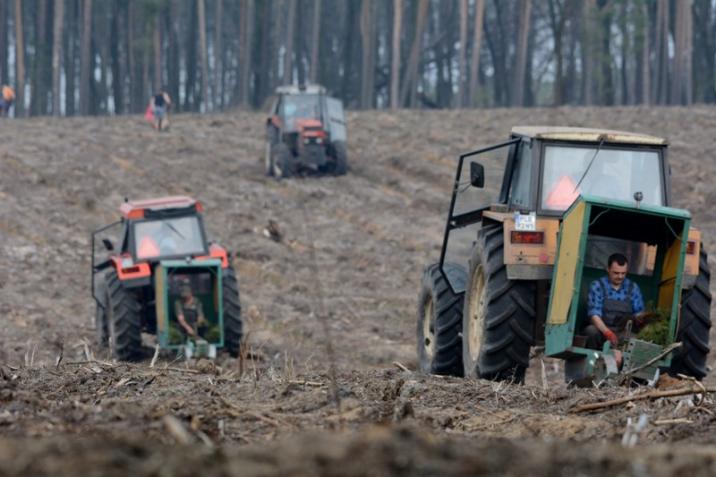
[
  {"xmin": 267, "ymin": 96, "xmax": 283, "ymax": 144},
  {"xmin": 325, "ymin": 97, "xmax": 347, "ymax": 142},
  {"xmin": 91, "ymin": 220, "xmax": 123, "ymax": 307},
  {"xmin": 440, "ymin": 139, "xmax": 519, "ymax": 294}
]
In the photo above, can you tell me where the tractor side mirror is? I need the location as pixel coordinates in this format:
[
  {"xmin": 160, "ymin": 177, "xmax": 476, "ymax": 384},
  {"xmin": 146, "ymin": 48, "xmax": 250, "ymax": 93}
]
[
  {"xmin": 102, "ymin": 238, "xmax": 114, "ymax": 251},
  {"xmin": 470, "ymin": 162, "xmax": 485, "ymax": 188}
]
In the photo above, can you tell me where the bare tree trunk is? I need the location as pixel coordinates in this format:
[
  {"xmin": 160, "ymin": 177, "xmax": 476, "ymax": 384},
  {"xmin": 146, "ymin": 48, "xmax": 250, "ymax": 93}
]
[
  {"xmin": 309, "ymin": 0, "xmax": 321, "ymax": 83},
  {"xmin": 239, "ymin": 0, "xmax": 254, "ymax": 106},
  {"xmin": 693, "ymin": 0, "xmax": 715, "ymax": 102},
  {"xmin": 684, "ymin": 0, "xmax": 693, "ymax": 105},
  {"xmin": 255, "ymin": 0, "xmax": 271, "ymax": 105},
  {"xmin": 79, "ymin": 0, "xmax": 92, "ymax": 115},
  {"xmin": 633, "ymin": 1, "xmax": 648, "ymax": 105},
  {"xmin": 654, "ymin": 0, "xmax": 669, "ymax": 105},
  {"xmin": 399, "ymin": 0, "xmax": 428, "ymax": 107},
  {"xmin": 214, "ymin": 0, "xmax": 223, "ymax": 108},
  {"xmin": 284, "ymin": 0, "xmax": 296, "ymax": 84},
  {"xmin": 31, "ymin": 0, "xmax": 49, "ymax": 115},
  {"xmin": 64, "ymin": 0, "xmax": 76, "ymax": 115},
  {"xmin": 455, "ymin": 0, "xmax": 467, "ymax": 107},
  {"xmin": 110, "ymin": 1, "xmax": 124, "ymax": 114},
  {"xmin": 513, "ymin": 0, "xmax": 531, "ymax": 106},
  {"xmin": 13, "ymin": 0, "xmax": 24, "ymax": 116},
  {"xmin": 0, "ymin": 0, "xmax": 7, "ymax": 85},
  {"xmin": 390, "ymin": 0, "xmax": 402, "ymax": 109},
  {"xmin": 167, "ymin": 0, "xmax": 180, "ymax": 110},
  {"xmin": 360, "ymin": 0, "xmax": 375, "ymax": 109},
  {"xmin": 671, "ymin": 0, "xmax": 683, "ymax": 104},
  {"xmin": 618, "ymin": 0, "xmax": 629, "ymax": 105},
  {"xmin": 153, "ymin": 14, "xmax": 161, "ymax": 93},
  {"xmin": 672, "ymin": 0, "xmax": 692, "ymax": 105},
  {"xmin": 197, "ymin": 0, "xmax": 209, "ymax": 111},
  {"xmin": 468, "ymin": 0, "xmax": 485, "ymax": 107},
  {"xmin": 52, "ymin": 0, "xmax": 64, "ymax": 115},
  {"xmin": 582, "ymin": 0, "xmax": 595, "ymax": 105}
]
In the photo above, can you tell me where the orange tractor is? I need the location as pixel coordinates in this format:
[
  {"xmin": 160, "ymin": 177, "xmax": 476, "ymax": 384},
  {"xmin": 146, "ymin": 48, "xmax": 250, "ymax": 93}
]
[
  {"xmin": 91, "ymin": 196, "xmax": 243, "ymax": 360},
  {"xmin": 265, "ymin": 84, "xmax": 348, "ymax": 178}
]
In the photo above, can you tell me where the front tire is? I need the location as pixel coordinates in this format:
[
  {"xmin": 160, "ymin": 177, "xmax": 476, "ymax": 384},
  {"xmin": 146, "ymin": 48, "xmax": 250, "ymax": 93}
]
[
  {"xmin": 670, "ymin": 247, "xmax": 712, "ymax": 379},
  {"xmin": 462, "ymin": 224, "xmax": 536, "ymax": 383},
  {"xmin": 105, "ymin": 269, "xmax": 143, "ymax": 361},
  {"xmin": 416, "ymin": 263, "xmax": 465, "ymax": 376},
  {"xmin": 222, "ymin": 267, "xmax": 243, "ymax": 357}
]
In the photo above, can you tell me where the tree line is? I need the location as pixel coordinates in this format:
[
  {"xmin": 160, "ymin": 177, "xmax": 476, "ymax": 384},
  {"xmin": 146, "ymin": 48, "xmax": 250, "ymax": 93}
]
[{"xmin": 1, "ymin": 0, "xmax": 714, "ymax": 117}]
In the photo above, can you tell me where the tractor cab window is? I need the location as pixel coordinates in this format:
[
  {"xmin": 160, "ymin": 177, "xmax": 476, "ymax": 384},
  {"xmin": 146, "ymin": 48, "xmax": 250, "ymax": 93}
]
[
  {"xmin": 541, "ymin": 146, "xmax": 664, "ymax": 212},
  {"xmin": 133, "ymin": 216, "xmax": 207, "ymax": 260},
  {"xmin": 281, "ymin": 95, "xmax": 321, "ymax": 132},
  {"xmin": 509, "ymin": 141, "xmax": 533, "ymax": 209}
]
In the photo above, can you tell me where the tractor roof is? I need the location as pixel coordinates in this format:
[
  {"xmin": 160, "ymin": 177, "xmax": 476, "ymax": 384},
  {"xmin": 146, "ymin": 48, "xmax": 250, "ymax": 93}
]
[
  {"xmin": 511, "ymin": 126, "xmax": 667, "ymax": 146},
  {"xmin": 275, "ymin": 84, "xmax": 326, "ymax": 95},
  {"xmin": 120, "ymin": 196, "xmax": 202, "ymax": 219}
]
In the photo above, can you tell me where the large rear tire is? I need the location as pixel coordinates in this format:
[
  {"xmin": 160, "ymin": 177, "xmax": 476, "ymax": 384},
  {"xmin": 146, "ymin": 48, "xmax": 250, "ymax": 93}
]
[
  {"xmin": 416, "ymin": 263, "xmax": 465, "ymax": 376},
  {"xmin": 222, "ymin": 267, "xmax": 243, "ymax": 357},
  {"xmin": 332, "ymin": 141, "xmax": 348, "ymax": 176},
  {"xmin": 105, "ymin": 270, "xmax": 143, "ymax": 361},
  {"xmin": 272, "ymin": 143, "xmax": 295, "ymax": 179},
  {"xmin": 462, "ymin": 224, "xmax": 536, "ymax": 383},
  {"xmin": 670, "ymin": 248, "xmax": 712, "ymax": 379}
]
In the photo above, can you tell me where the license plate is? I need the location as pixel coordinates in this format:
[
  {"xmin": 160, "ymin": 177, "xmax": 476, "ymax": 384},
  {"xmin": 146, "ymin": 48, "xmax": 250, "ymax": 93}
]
[{"xmin": 514, "ymin": 212, "xmax": 537, "ymax": 231}]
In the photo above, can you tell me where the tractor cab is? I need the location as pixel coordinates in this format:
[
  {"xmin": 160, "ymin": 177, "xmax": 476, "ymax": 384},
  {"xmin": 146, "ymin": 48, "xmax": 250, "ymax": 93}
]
[
  {"xmin": 118, "ymin": 197, "xmax": 210, "ymax": 263},
  {"xmin": 439, "ymin": 127, "xmax": 700, "ymax": 294},
  {"xmin": 91, "ymin": 196, "xmax": 242, "ymax": 361},
  {"xmin": 265, "ymin": 84, "xmax": 348, "ymax": 177}
]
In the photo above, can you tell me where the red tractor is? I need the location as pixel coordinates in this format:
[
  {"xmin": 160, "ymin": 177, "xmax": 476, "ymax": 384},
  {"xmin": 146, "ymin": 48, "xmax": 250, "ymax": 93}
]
[
  {"xmin": 91, "ymin": 196, "xmax": 243, "ymax": 360},
  {"xmin": 265, "ymin": 84, "xmax": 348, "ymax": 178}
]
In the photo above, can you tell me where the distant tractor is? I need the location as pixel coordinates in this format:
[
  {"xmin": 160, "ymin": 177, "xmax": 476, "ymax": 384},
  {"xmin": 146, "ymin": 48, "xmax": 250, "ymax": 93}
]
[
  {"xmin": 417, "ymin": 127, "xmax": 711, "ymax": 384},
  {"xmin": 265, "ymin": 84, "xmax": 348, "ymax": 178},
  {"xmin": 92, "ymin": 196, "xmax": 243, "ymax": 360}
]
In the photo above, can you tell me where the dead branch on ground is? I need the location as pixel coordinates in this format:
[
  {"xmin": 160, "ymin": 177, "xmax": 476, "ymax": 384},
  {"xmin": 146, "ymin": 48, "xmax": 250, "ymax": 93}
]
[{"xmin": 571, "ymin": 385, "xmax": 716, "ymax": 413}]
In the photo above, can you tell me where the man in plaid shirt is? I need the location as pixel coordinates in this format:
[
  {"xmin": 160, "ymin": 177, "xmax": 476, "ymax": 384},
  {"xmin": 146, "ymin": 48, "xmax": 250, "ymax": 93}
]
[{"xmin": 584, "ymin": 253, "xmax": 646, "ymax": 362}]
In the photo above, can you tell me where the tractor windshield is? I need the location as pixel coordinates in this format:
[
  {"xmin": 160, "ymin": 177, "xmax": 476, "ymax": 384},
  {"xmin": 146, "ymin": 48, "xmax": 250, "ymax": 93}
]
[
  {"xmin": 541, "ymin": 145, "xmax": 664, "ymax": 212},
  {"xmin": 133, "ymin": 216, "xmax": 207, "ymax": 260},
  {"xmin": 281, "ymin": 94, "xmax": 321, "ymax": 131}
]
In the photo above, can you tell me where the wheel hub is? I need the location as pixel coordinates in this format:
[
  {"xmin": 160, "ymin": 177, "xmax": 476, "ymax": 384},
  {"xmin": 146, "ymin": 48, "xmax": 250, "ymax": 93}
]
[
  {"xmin": 468, "ymin": 265, "xmax": 487, "ymax": 362},
  {"xmin": 423, "ymin": 297, "xmax": 435, "ymax": 359}
]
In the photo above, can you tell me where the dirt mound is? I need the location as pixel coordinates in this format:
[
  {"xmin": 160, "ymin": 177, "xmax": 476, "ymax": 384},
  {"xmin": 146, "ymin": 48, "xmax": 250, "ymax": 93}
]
[
  {"xmin": 1, "ymin": 106, "xmax": 716, "ymax": 473},
  {"xmin": 2, "ymin": 425, "xmax": 716, "ymax": 477}
]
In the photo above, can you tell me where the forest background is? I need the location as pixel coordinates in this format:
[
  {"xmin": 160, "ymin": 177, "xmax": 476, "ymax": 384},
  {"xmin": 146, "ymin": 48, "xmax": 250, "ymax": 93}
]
[{"xmin": 0, "ymin": 0, "xmax": 712, "ymax": 117}]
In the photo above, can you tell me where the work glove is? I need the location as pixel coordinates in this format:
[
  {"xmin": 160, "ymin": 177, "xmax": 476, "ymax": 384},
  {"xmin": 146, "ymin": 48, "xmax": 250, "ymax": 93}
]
[{"xmin": 602, "ymin": 329, "xmax": 618, "ymax": 347}]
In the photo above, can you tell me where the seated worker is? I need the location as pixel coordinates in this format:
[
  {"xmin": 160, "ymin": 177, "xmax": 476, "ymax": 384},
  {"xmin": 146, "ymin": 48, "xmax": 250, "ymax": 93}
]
[
  {"xmin": 584, "ymin": 253, "xmax": 646, "ymax": 364},
  {"xmin": 175, "ymin": 279, "xmax": 208, "ymax": 340}
]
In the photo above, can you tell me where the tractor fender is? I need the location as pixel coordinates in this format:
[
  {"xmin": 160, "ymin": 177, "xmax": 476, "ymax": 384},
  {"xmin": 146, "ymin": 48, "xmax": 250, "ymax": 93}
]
[
  {"xmin": 195, "ymin": 244, "xmax": 230, "ymax": 268},
  {"xmin": 94, "ymin": 275, "xmax": 109, "ymax": 309},
  {"xmin": 682, "ymin": 228, "xmax": 703, "ymax": 289}
]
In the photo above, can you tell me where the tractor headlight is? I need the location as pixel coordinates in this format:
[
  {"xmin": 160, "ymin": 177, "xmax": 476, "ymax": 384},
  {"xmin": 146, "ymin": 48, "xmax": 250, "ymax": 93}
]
[
  {"xmin": 121, "ymin": 257, "xmax": 134, "ymax": 268},
  {"xmin": 303, "ymin": 138, "xmax": 311, "ymax": 145},
  {"xmin": 316, "ymin": 137, "xmax": 323, "ymax": 144}
]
